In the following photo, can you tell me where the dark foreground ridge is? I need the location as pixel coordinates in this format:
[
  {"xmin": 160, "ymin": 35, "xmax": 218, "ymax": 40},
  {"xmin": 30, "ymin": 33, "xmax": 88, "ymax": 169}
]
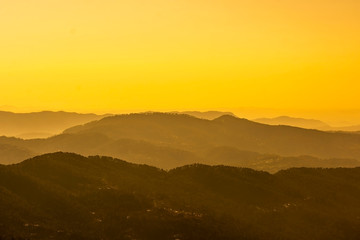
[{"xmin": 1, "ymin": 152, "xmax": 360, "ymax": 240}]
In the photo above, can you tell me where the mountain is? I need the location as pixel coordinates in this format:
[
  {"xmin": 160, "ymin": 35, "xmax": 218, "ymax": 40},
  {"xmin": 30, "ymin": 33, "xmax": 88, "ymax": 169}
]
[
  {"xmin": 332, "ymin": 125, "xmax": 360, "ymax": 132},
  {"xmin": 205, "ymin": 146, "xmax": 360, "ymax": 173},
  {"xmin": 254, "ymin": 116, "xmax": 360, "ymax": 132},
  {"xmin": 1, "ymin": 113, "xmax": 360, "ymax": 171},
  {"xmin": 0, "ymin": 143, "xmax": 35, "ymax": 164},
  {"xmin": 63, "ymin": 113, "xmax": 360, "ymax": 159},
  {"xmin": 0, "ymin": 111, "xmax": 110, "ymax": 139},
  {"xmin": 1, "ymin": 134, "xmax": 357, "ymax": 172},
  {"xmin": 171, "ymin": 111, "xmax": 236, "ymax": 120},
  {"xmin": 254, "ymin": 116, "xmax": 331, "ymax": 130},
  {"xmin": 1, "ymin": 152, "xmax": 360, "ymax": 239}
]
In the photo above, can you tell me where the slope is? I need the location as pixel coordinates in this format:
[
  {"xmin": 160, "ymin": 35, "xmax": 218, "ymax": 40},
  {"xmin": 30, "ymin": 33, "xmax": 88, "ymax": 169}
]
[
  {"xmin": 1, "ymin": 152, "xmax": 360, "ymax": 239},
  {"xmin": 1, "ymin": 113, "xmax": 360, "ymax": 171},
  {"xmin": 0, "ymin": 111, "xmax": 109, "ymax": 139}
]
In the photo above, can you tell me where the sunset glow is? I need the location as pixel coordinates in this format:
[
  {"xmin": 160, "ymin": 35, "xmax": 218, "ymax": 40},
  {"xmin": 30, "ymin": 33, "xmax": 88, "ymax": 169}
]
[{"xmin": 1, "ymin": 0, "xmax": 359, "ymax": 119}]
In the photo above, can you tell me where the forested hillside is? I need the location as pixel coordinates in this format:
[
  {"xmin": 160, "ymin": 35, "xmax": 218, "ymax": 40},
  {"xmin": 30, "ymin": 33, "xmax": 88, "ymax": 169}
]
[
  {"xmin": 1, "ymin": 113, "xmax": 360, "ymax": 171},
  {"xmin": 1, "ymin": 152, "xmax": 360, "ymax": 240}
]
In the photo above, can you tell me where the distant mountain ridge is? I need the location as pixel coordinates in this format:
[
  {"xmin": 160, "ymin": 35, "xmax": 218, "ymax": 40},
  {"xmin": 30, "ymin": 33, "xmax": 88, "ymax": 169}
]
[
  {"xmin": 0, "ymin": 111, "xmax": 110, "ymax": 139},
  {"xmin": 170, "ymin": 111, "xmax": 236, "ymax": 120},
  {"xmin": 63, "ymin": 113, "xmax": 360, "ymax": 159},
  {"xmin": 254, "ymin": 116, "xmax": 330, "ymax": 129},
  {"xmin": 1, "ymin": 112, "xmax": 360, "ymax": 171},
  {"xmin": 254, "ymin": 115, "xmax": 360, "ymax": 132}
]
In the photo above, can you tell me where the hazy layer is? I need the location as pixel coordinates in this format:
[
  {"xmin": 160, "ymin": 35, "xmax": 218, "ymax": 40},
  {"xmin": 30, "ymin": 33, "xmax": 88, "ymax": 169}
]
[{"xmin": 1, "ymin": 0, "xmax": 359, "ymax": 114}]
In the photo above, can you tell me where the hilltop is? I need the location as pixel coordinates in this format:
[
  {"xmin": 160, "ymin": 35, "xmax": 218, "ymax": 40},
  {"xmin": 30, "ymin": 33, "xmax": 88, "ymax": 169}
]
[
  {"xmin": 1, "ymin": 113, "xmax": 360, "ymax": 170},
  {"xmin": 254, "ymin": 116, "xmax": 330, "ymax": 130},
  {"xmin": 170, "ymin": 111, "xmax": 236, "ymax": 120},
  {"xmin": 254, "ymin": 116, "xmax": 360, "ymax": 132},
  {"xmin": 0, "ymin": 111, "xmax": 109, "ymax": 139},
  {"xmin": 1, "ymin": 152, "xmax": 360, "ymax": 239}
]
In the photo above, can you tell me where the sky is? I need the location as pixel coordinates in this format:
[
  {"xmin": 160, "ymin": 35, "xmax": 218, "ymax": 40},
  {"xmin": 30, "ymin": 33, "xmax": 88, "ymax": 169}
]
[{"xmin": 1, "ymin": 0, "xmax": 359, "ymax": 123}]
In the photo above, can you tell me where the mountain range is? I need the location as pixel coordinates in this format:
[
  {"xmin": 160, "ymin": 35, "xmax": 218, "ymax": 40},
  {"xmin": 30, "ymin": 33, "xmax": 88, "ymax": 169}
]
[
  {"xmin": 1, "ymin": 152, "xmax": 360, "ymax": 240},
  {"xmin": 0, "ymin": 111, "xmax": 109, "ymax": 139},
  {"xmin": 170, "ymin": 111, "xmax": 236, "ymax": 120},
  {"xmin": 254, "ymin": 116, "xmax": 331, "ymax": 130},
  {"xmin": 254, "ymin": 116, "xmax": 360, "ymax": 132},
  {"xmin": 1, "ymin": 113, "xmax": 360, "ymax": 171}
]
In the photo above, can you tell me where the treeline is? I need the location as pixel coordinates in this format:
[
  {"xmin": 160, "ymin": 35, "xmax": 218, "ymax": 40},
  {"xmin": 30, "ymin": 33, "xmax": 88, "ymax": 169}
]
[{"xmin": 1, "ymin": 152, "xmax": 360, "ymax": 239}]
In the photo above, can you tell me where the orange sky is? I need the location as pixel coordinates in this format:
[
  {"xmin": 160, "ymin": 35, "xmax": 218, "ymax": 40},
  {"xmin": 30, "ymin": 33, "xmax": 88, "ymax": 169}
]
[{"xmin": 1, "ymin": 0, "xmax": 359, "ymax": 122}]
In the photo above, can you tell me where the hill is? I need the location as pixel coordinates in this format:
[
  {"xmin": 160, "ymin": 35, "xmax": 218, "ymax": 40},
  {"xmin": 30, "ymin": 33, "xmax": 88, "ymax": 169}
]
[
  {"xmin": 254, "ymin": 116, "xmax": 360, "ymax": 132},
  {"xmin": 0, "ymin": 111, "xmax": 109, "ymax": 139},
  {"xmin": 0, "ymin": 143, "xmax": 35, "ymax": 164},
  {"xmin": 170, "ymin": 111, "xmax": 236, "ymax": 120},
  {"xmin": 1, "ymin": 113, "xmax": 360, "ymax": 171},
  {"xmin": 64, "ymin": 113, "xmax": 360, "ymax": 159},
  {"xmin": 253, "ymin": 116, "xmax": 330, "ymax": 130},
  {"xmin": 332, "ymin": 125, "xmax": 360, "ymax": 132},
  {"xmin": 1, "ymin": 152, "xmax": 360, "ymax": 239},
  {"xmin": 204, "ymin": 146, "xmax": 360, "ymax": 173}
]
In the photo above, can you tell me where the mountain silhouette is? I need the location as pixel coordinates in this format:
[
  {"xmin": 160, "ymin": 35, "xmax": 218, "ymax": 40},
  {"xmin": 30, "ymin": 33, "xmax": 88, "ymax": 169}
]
[
  {"xmin": 64, "ymin": 113, "xmax": 360, "ymax": 159},
  {"xmin": 0, "ymin": 111, "xmax": 109, "ymax": 139},
  {"xmin": 254, "ymin": 116, "xmax": 360, "ymax": 132},
  {"xmin": 170, "ymin": 111, "xmax": 236, "ymax": 120},
  {"xmin": 1, "ymin": 152, "xmax": 360, "ymax": 239},
  {"xmin": 1, "ymin": 113, "xmax": 360, "ymax": 171},
  {"xmin": 254, "ymin": 116, "xmax": 330, "ymax": 130},
  {"xmin": 332, "ymin": 125, "xmax": 360, "ymax": 132}
]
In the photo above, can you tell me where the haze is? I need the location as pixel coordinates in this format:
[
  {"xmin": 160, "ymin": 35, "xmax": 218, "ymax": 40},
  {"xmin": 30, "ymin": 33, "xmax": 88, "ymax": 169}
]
[
  {"xmin": 2, "ymin": 2, "xmax": 360, "ymax": 238},
  {"xmin": 1, "ymin": 0, "xmax": 360, "ymax": 122}
]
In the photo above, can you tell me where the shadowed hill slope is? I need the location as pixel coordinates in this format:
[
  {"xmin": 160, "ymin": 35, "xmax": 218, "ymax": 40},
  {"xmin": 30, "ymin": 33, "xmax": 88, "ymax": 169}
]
[
  {"xmin": 1, "ymin": 113, "xmax": 360, "ymax": 171},
  {"xmin": 64, "ymin": 113, "xmax": 360, "ymax": 159},
  {"xmin": 1, "ymin": 152, "xmax": 360, "ymax": 239}
]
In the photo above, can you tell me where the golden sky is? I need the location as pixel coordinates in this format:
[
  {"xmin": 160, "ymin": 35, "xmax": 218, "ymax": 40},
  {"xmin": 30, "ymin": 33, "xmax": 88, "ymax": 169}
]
[{"xmin": 1, "ymin": 0, "xmax": 359, "ymax": 120}]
